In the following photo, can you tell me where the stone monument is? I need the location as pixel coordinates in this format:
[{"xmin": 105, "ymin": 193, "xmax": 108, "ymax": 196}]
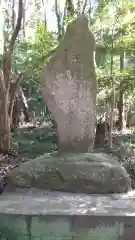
[
  {"xmin": 41, "ymin": 15, "xmax": 97, "ymax": 152},
  {"xmin": 8, "ymin": 16, "xmax": 131, "ymax": 194}
]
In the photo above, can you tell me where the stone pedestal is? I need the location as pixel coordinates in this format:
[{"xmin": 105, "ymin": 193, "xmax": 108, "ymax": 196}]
[{"xmin": 0, "ymin": 189, "xmax": 135, "ymax": 239}]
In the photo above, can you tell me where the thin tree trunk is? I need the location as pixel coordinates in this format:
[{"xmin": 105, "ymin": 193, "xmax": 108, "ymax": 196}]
[
  {"xmin": 77, "ymin": 0, "xmax": 81, "ymax": 16},
  {"xmin": 22, "ymin": 0, "xmax": 26, "ymax": 37},
  {"xmin": 42, "ymin": 0, "xmax": 47, "ymax": 28},
  {"xmin": 55, "ymin": 0, "xmax": 62, "ymax": 41},
  {"xmin": 118, "ymin": 86, "xmax": 124, "ymax": 131},
  {"xmin": 108, "ymin": 29, "xmax": 114, "ymax": 150},
  {"xmin": 82, "ymin": 0, "xmax": 88, "ymax": 14},
  {"xmin": 11, "ymin": 97, "xmax": 20, "ymax": 132},
  {"xmin": 9, "ymin": 73, "xmax": 23, "ymax": 121},
  {"xmin": 12, "ymin": 0, "xmax": 15, "ymax": 31},
  {"xmin": 118, "ymin": 47, "xmax": 124, "ymax": 131}
]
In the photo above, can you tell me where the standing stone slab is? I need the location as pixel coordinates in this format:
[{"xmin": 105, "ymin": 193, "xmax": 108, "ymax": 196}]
[{"xmin": 41, "ymin": 16, "xmax": 97, "ymax": 152}]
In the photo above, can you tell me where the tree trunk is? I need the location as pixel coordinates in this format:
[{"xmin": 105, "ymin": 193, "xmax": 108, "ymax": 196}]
[
  {"xmin": 19, "ymin": 87, "xmax": 30, "ymax": 122},
  {"xmin": 108, "ymin": 29, "xmax": 114, "ymax": 150},
  {"xmin": 118, "ymin": 87, "xmax": 124, "ymax": 131},
  {"xmin": 118, "ymin": 47, "xmax": 124, "ymax": 131},
  {"xmin": 22, "ymin": 0, "xmax": 26, "ymax": 37},
  {"xmin": 82, "ymin": 0, "xmax": 88, "ymax": 14},
  {"xmin": 12, "ymin": 0, "xmax": 15, "ymax": 31},
  {"xmin": 55, "ymin": 0, "xmax": 62, "ymax": 41},
  {"xmin": 11, "ymin": 97, "xmax": 20, "ymax": 132},
  {"xmin": 0, "ymin": 92, "xmax": 11, "ymax": 152}
]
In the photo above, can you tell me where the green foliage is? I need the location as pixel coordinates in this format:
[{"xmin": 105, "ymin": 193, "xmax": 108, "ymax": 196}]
[
  {"xmin": 12, "ymin": 22, "xmax": 57, "ymax": 112},
  {"xmin": 13, "ymin": 22, "xmax": 57, "ymax": 73},
  {"xmin": 33, "ymin": 22, "xmax": 57, "ymax": 70},
  {"xmin": 9, "ymin": 0, "xmax": 135, "ymax": 119},
  {"xmin": 93, "ymin": 0, "xmax": 135, "ymax": 93}
]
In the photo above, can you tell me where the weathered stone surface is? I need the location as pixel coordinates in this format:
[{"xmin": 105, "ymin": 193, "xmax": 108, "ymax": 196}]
[
  {"xmin": 8, "ymin": 153, "xmax": 131, "ymax": 193},
  {"xmin": 41, "ymin": 16, "xmax": 97, "ymax": 152},
  {"xmin": 1, "ymin": 190, "xmax": 135, "ymax": 239}
]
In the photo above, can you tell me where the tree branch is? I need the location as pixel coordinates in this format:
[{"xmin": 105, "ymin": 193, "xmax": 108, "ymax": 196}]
[
  {"xmin": 2, "ymin": 0, "xmax": 23, "ymax": 90},
  {"xmin": 9, "ymin": 0, "xmax": 23, "ymax": 54}
]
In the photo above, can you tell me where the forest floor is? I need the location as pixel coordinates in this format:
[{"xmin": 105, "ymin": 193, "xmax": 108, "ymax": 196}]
[
  {"xmin": 12, "ymin": 122, "xmax": 57, "ymax": 160},
  {"xmin": 94, "ymin": 128, "xmax": 135, "ymax": 188},
  {"xmin": 1, "ymin": 122, "xmax": 135, "ymax": 191},
  {"xmin": 12, "ymin": 122, "xmax": 135, "ymax": 188},
  {"xmin": 0, "ymin": 122, "xmax": 57, "ymax": 192},
  {"xmin": 12, "ymin": 123, "xmax": 135, "ymax": 162}
]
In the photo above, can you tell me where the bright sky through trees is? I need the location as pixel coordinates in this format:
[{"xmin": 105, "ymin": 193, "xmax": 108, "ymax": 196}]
[{"xmin": 0, "ymin": 0, "xmax": 97, "ymax": 53}]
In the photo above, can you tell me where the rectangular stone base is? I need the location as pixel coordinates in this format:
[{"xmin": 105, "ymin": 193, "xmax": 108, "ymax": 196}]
[{"xmin": 0, "ymin": 188, "xmax": 135, "ymax": 239}]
